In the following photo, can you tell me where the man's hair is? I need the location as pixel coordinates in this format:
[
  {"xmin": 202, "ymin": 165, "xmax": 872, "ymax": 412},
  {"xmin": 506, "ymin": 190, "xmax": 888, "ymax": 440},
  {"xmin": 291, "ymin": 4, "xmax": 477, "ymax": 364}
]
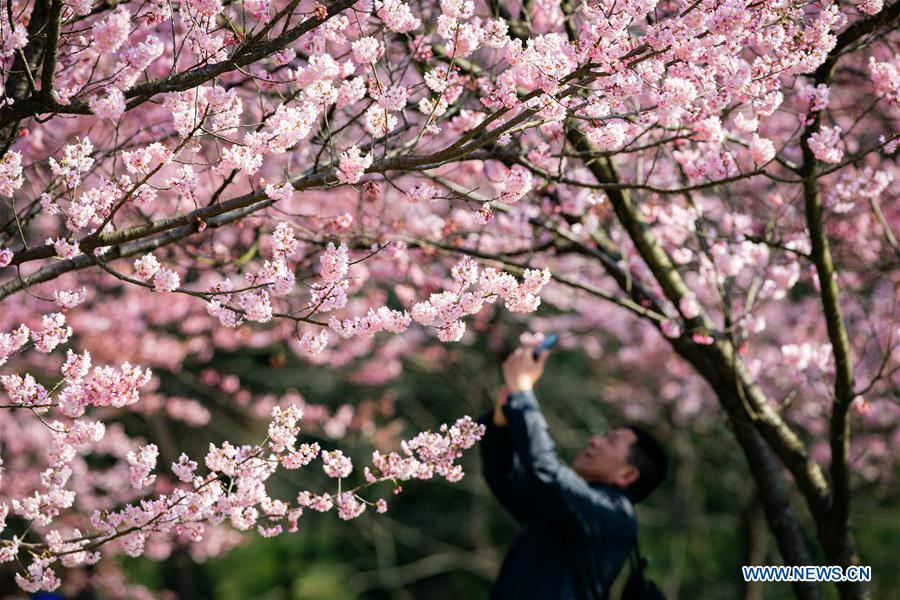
[{"xmin": 624, "ymin": 425, "xmax": 668, "ymax": 503}]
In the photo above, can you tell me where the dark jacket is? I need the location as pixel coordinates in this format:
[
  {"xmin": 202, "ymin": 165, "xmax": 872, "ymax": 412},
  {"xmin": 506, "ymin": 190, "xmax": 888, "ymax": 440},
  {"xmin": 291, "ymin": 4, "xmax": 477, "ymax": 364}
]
[{"xmin": 479, "ymin": 389, "xmax": 637, "ymax": 600}]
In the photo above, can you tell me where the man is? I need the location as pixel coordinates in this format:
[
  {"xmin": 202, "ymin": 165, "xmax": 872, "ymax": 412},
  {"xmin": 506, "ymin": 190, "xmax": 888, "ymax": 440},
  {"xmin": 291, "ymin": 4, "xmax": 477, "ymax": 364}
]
[{"xmin": 479, "ymin": 344, "xmax": 668, "ymax": 600}]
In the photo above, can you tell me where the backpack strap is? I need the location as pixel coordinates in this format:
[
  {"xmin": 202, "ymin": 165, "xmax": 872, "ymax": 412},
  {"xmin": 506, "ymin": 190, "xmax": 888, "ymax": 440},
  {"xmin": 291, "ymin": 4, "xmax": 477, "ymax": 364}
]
[{"xmin": 631, "ymin": 535, "xmax": 649, "ymax": 576}]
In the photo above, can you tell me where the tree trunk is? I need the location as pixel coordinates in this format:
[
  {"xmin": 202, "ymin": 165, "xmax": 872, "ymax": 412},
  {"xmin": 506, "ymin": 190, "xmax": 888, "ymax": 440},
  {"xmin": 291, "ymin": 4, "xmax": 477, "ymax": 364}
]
[
  {"xmin": 818, "ymin": 523, "xmax": 869, "ymax": 600},
  {"xmin": 719, "ymin": 400, "xmax": 823, "ymax": 600}
]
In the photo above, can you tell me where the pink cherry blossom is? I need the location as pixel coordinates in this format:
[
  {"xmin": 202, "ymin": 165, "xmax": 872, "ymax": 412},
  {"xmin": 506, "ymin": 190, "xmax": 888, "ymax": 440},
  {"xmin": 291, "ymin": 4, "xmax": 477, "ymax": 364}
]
[
  {"xmin": 869, "ymin": 56, "xmax": 899, "ymax": 105},
  {"xmin": 365, "ymin": 105, "xmax": 399, "ymax": 137},
  {"xmin": 127, "ymin": 444, "xmax": 159, "ymax": 488},
  {"xmin": 586, "ymin": 122, "xmax": 628, "ymax": 151},
  {"xmin": 0, "ymin": 22, "xmax": 27, "ymax": 60},
  {"xmin": 352, "ymin": 37, "xmax": 384, "ymax": 64},
  {"xmin": 679, "ymin": 294, "xmax": 701, "ymax": 319},
  {"xmin": 808, "ymin": 126, "xmax": 844, "ymax": 164},
  {"xmin": 798, "ymin": 83, "xmax": 830, "ymax": 115},
  {"xmin": 48, "ymin": 138, "xmax": 93, "ymax": 190},
  {"xmin": 322, "ymin": 450, "xmax": 353, "ymax": 478},
  {"xmin": 319, "ymin": 242, "xmax": 350, "ymax": 284},
  {"xmin": 31, "ymin": 313, "xmax": 72, "ymax": 353},
  {"xmin": 749, "ymin": 134, "xmax": 776, "ymax": 164},
  {"xmin": 857, "ymin": 0, "xmax": 883, "ymax": 15},
  {"xmin": 337, "ymin": 146, "xmax": 373, "ymax": 184},
  {"xmin": 133, "ymin": 255, "xmax": 161, "ymax": 280},
  {"xmin": 91, "ymin": 6, "xmax": 131, "ymax": 54},
  {"xmin": 376, "ymin": 86, "xmax": 409, "ymax": 111},
  {"xmin": 0, "ymin": 325, "xmax": 30, "ymax": 366},
  {"xmin": 377, "ymin": 0, "xmax": 422, "ymax": 33},
  {"xmin": 0, "ymin": 151, "xmax": 24, "ymax": 197},
  {"xmin": 660, "ymin": 320, "xmax": 682, "ymax": 339},
  {"xmin": 500, "ymin": 165, "xmax": 533, "ymax": 203},
  {"xmin": 47, "ymin": 237, "xmax": 81, "ymax": 260},
  {"xmin": 183, "ymin": 0, "xmax": 223, "ymax": 18},
  {"xmin": 152, "ymin": 269, "xmax": 181, "ymax": 293},
  {"xmin": 89, "ymin": 88, "xmax": 126, "ymax": 120},
  {"xmin": 54, "ymin": 288, "xmax": 87, "ymax": 310},
  {"xmin": 336, "ymin": 492, "xmax": 366, "ymax": 520},
  {"xmin": 172, "ymin": 453, "xmax": 198, "ymax": 482},
  {"xmin": 405, "ymin": 182, "xmax": 441, "ymax": 203}
]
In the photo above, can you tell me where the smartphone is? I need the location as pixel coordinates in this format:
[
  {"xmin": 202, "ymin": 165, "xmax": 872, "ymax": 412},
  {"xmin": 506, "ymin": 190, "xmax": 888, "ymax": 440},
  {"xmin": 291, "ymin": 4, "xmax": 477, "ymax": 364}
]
[{"xmin": 532, "ymin": 333, "xmax": 560, "ymax": 360}]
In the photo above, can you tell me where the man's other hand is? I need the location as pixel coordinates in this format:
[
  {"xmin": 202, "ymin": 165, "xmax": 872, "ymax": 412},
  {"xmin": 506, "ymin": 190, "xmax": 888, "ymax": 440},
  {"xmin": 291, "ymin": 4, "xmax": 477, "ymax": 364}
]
[{"xmin": 502, "ymin": 345, "xmax": 550, "ymax": 393}]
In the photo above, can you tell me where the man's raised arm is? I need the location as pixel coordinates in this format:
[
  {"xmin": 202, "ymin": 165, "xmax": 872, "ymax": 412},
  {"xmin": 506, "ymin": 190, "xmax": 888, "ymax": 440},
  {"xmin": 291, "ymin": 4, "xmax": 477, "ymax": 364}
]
[
  {"xmin": 499, "ymin": 347, "xmax": 636, "ymax": 539},
  {"xmin": 478, "ymin": 385, "xmax": 537, "ymax": 525}
]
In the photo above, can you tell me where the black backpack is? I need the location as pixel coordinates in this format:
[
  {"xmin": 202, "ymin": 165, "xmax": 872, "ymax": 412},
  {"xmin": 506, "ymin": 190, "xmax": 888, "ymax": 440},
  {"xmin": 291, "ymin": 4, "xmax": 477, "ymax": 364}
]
[{"xmin": 621, "ymin": 538, "xmax": 666, "ymax": 600}]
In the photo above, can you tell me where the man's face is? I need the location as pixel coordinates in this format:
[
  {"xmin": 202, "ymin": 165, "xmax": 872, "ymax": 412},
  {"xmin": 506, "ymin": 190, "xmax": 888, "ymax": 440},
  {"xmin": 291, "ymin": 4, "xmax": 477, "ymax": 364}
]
[{"xmin": 572, "ymin": 427, "xmax": 640, "ymax": 489}]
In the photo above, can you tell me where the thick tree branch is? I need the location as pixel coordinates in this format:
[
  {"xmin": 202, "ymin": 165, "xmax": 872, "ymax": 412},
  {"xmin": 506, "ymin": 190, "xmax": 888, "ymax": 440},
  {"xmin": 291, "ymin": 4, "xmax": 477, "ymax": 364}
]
[
  {"xmin": 39, "ymin": 0, "xmax": 63, "ymax": 96},
  {"xmin": 814, "ymin": 2, "xmax": 900, "ymax": 81},
  {"xmin": 1, "ymin": 0, "xmax": 53, "ymax": 151},
  {"xmin": 0, "ymin": 197, "xmax": 274, "ymax": 298}
]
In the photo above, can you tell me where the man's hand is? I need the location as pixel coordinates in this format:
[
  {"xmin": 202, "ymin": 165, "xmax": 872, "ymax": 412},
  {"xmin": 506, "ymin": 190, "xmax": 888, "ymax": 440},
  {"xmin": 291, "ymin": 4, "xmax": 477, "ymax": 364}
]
[{"xmin": 502, "ymin": 345, "xmax": 550, "ymax": 393}]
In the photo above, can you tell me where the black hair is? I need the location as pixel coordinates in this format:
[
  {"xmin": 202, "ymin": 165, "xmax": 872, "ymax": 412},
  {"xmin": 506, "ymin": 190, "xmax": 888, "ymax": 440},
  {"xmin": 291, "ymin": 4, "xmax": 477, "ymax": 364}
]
[{"xmin": 624, "ymin": 425, "xmax": 668, "ymax": 503}]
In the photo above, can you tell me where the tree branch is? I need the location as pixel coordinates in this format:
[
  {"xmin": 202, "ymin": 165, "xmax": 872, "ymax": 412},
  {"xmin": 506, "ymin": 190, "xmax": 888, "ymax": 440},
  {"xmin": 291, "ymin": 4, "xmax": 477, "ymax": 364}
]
[{"xmin": 39, "ymin": 0, "xmax": 63, "ymax": 97}]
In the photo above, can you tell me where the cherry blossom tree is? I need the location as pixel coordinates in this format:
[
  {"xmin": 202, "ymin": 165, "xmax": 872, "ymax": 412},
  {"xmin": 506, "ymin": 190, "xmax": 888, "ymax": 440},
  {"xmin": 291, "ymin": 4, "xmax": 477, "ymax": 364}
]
[{"xmin": 0, "ymin": 0, "xmax": 897, "ymax": 597}]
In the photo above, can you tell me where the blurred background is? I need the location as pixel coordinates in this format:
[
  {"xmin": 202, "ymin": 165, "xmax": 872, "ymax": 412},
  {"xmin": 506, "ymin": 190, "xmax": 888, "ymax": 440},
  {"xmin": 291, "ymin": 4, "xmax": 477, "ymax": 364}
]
[{"xmin": 11, "ymin": 327, "xmax": 888, "ymax": 600}]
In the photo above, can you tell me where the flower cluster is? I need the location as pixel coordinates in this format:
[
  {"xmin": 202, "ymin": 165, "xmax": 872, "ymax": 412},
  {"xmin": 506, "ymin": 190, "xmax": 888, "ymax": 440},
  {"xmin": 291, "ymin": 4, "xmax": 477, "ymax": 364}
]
[
  {"xmin": 781, "ymin": 343, "xmax": 833, "ymax": 375},
  {"xmin": 122, "ymin": 143, "xmax": 172, "ymax": 176},
  {"xmin": 369, "ymin": 415, "xmax": 485, "ymax": 484},
  {"xmin": 91, "ymin": 6, "xmax": 130, "ymax": 54},
  {"xmin": 351, "ymin": 37, "xmax": 384, "ymax": 64},
  {"xmin": 868, "ymin": 56, "xmax": 899, "ymax": 106},
  {"xmin": 808, "ymin": 126, "xmax": 844, "ymax": 164},
  {"xmin": 53, "ymin": 287, "xmax": 87, "ymax": 310},
  {"xmin": 404, "ymin": 182, "xmax": 441, "ymax": 203},
  {"xmin": 204, "ymin": 225, "xmax": 302, "ymax": 327},
  {"xmin": 337, "ymin": 146, "xmax": 373, "ymax": 184},
  {"xmin": 408, "ymin": 259, "xmax": 551, "ymax": 341},
  {"xmin": 0, "ymin": 324, "xmax": 30, "ymax": 367},
  {"xmin": 133, "ymin": 254, "xmax": 181, "ymax": 292},
  {"xmin": 31, "ymin": 313, "xmax": 73, "ymax": 353},
  {"xmin": 375, "ymin": 0, "xmax": 421, "ymax": 33},
  {"xmin": 90, "ymin": 88, "xmax": 126, "ymax": 120},
  {"xmin": 292, "ymin": 242, "xmax": 352, "ymax": 327},
  {"xmin": 322, "ymin": 449, "xmax": 353, "ymax": 478},
  {"xmin": 749, "ymin": 134, "xmax": 776, "ymax": 164},
  {"xmin": 47, "ymin": 237, "xmax": 82, "ymax": 260},
  {"xmin": 0, "ymin": 151, "xmax": 24, "ymax": 197},
  {"xmin": 127, "ymin": 444, "xmax": 160, "ymax": 488},
  {"xmin": 48, "ymin": 139, "xmax": 94, "ymax": 190},
  {"xmin": 499, "ymin": 165, "xmax": 533, "ymax": 204}
]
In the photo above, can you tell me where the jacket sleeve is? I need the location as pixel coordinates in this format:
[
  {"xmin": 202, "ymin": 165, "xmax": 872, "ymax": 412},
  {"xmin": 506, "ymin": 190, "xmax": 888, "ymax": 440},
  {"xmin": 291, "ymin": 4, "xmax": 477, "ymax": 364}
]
[
  {"xmin": 502, "ymin": 390, "xmax": 636, "ymax": 539},
  {"xmin": 478, "ymin": 410, "xmax": 538, "ymax": 525}
]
